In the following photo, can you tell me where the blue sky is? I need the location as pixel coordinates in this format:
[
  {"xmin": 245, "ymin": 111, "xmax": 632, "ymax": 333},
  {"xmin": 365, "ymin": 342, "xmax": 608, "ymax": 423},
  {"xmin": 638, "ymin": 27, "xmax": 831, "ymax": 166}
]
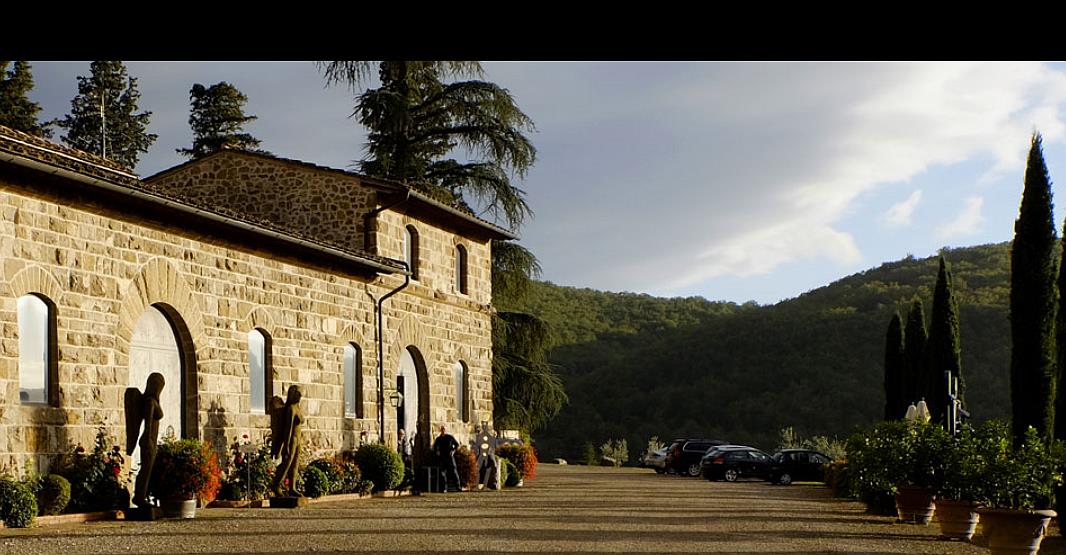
[{"xmin": 23, "ymin": 62, "xmax": 1066, "ymax": 305}]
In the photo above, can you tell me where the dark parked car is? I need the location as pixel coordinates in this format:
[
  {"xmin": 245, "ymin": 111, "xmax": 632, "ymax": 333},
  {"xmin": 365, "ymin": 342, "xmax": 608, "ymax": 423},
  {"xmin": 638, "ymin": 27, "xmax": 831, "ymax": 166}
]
[
  {"xmin": 665, "ymin": 439, "xmax": 729, "ymax": 477},
  {"xmin": 769, "ymin": 449, "xmax": 832, "ymax": 485},
  {"xmin": 701, "ymin": 446, "xmax": 773, "ymax": 482}
]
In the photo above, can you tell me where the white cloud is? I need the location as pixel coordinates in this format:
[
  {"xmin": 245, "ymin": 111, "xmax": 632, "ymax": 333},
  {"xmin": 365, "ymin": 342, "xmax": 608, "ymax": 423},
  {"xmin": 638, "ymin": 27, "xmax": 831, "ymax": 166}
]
[
  {"xmin": 32, "ymin": 62, "xmax": 1066, "ymax": 301},
  {"xmin": 490, "ymin": 62, "xmax": 1066, "ymax": 295},
  {"xmin": 884, "ymin": 190, "xmax": 923, "ymax": 227},
  {"xmin": 935, "ymin": 197, "xmax": 985, "ymax": 240}
]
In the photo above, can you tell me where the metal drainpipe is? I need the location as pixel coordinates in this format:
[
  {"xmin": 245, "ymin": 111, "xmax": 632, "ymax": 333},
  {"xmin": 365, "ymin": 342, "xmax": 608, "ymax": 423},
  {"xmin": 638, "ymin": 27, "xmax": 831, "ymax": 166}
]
[
  {"xmin": 376, "ymin": 262, "xmax": 410, "ymax": 443},
  {"xmin": 366, "ymin": 190, "xmax": 413, "ymax": 443}
]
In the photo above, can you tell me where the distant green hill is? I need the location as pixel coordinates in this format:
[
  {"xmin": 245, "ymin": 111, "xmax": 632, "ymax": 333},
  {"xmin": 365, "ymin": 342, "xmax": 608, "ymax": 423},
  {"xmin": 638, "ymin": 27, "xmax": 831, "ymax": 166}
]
[{"xmin": 514, "ymin": 243, "xmax": 1012, "ymax": 462}]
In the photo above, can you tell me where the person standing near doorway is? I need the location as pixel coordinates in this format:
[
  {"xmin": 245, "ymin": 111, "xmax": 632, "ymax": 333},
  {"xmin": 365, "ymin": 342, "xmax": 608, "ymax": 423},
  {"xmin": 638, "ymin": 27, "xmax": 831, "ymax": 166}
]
[
  {"xmin": 433, "ymin": 425, "xmax": 460, "ymax": 492},
  {"xmin": 398, "ymin": 429, "xmax": 413, "ymax": 472}
]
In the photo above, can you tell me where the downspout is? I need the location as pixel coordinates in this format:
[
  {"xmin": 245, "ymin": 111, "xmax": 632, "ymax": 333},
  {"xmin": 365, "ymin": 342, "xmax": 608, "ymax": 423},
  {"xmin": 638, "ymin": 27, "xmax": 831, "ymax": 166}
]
[
  {"xmin": 376, "ymin": 262, "xmax": 410, "ymax": 443},
  {"xmin": 366, "ymin": 189, "xmax": 413, "ymax": 443}
]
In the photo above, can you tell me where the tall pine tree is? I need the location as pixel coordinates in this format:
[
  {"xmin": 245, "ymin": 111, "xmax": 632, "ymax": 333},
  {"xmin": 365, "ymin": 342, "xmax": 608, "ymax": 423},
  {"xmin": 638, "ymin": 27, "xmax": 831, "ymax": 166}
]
[
  {"xmin": 925, "ymin": 256, "xmax": 963, "ymax": 426},
  {"xmin": 0, "ymin": 61, "xmax": 50, "ymax": 137},
  {"xmin": 54, "ymin": 61, "xmax": 156, "ymax": 169},
  {"xmin": 319, "ymin": 61, "xmax": 566, "ymax": 434},
  {"xmin": 903, "ymin": 297, "xmax": 927, "ymax": 408},
  {"xmin": 178, "ymin": 82, "xmax": 261, "ymax": 158},
  {"xmin": 883, "ymin": 311, "xmax": 905, "ymax": 420},
  {"xmin": 1010, "ymin": 133, "xmax": 1058, "ymax": 444}
]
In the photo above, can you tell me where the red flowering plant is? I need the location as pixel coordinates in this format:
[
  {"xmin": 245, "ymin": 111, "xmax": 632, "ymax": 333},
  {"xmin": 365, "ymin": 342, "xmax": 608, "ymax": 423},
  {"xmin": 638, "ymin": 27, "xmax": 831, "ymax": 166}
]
[
  {"xmin": 497, "ymin": 443, "xmax": 538, "ymax": 481},
  {"xmin": 54, "ymin": 428, "xmax": 131, "ymax": 512},
  {"xmin": 149, "ymin": 438, "xmax": 222, "ymax": 504},
  {"xmin": 217, "ymin": 435, "xmax": 273, "ymax": 501}
]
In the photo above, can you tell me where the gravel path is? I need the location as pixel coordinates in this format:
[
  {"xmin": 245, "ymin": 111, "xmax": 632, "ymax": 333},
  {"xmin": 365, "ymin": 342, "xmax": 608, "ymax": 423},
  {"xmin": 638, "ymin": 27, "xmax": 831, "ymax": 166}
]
[{"xmin": 4, "ymin": 464, "xmax": 1066, "ymax": 554}]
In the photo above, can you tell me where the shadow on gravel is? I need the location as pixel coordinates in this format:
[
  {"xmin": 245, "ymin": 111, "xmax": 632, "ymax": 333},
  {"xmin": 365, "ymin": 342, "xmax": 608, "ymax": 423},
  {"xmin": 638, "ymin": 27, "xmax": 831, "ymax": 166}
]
[
  {"xmin": 6, "ymin": 526, "xmax": 941, "ymax": 545},
  {"xmin": 150, "ymin": 552, "xmax": 903, "ymax": 555}
]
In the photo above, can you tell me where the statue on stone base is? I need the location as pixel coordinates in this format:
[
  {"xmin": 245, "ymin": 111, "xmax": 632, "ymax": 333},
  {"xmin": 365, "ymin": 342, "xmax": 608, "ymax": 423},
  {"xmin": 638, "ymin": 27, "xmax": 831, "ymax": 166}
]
[
  {"xmin": 269, "ymin": 385, "xmax": 304, "ymax": 497},
  {"xmin": 124, "ymin": 372, "xmax": 165, "ymax": 508}
]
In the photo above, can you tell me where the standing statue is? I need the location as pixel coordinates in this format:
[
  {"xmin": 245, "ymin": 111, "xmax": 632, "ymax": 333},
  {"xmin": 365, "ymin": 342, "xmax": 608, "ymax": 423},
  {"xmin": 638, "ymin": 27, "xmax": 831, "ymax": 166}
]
[
  {"xmin": 124, "ymin": 372, "xmax": 165, "ymax": 508},
  {"xmin": 269, "ymin": 385, "xmax": 303, "ymax": 497}
]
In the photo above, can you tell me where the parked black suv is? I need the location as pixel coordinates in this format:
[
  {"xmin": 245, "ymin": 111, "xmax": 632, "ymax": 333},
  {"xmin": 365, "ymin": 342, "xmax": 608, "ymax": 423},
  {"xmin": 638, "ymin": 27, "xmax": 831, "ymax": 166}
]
[
  {"xmin": 701, "ymin": 446, "xmax": 773, "ymax": 481},
  {"xmin": 769, "ymin": 449, "xmax": 832, "ymax": 485},
  {"xmin": 665, "ymin": 439, "xmax": 729, "ymax": 477}
]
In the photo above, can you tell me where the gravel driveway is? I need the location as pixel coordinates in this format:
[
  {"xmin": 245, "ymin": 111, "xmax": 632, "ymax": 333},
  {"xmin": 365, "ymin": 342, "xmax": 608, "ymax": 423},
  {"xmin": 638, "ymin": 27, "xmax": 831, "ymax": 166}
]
[{"xmin": 4, "ymin": 464, "xmax": 1066, "ymax": 554}]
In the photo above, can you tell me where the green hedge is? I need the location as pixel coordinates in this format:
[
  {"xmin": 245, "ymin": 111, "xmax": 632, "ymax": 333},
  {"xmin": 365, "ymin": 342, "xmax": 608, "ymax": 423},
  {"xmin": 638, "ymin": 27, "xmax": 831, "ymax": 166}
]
[
  {"xmin": 300, "ymin": 467, "xmax": 330, "ymax": 499},
  {"xmin": 36, "ymin": 474, "xmax": 71, "ymax": 516},
  {"xmin": 0, "ymin": 478, "xmax": 38, "ymax": 528},
  {"xmin": 353, "ymin": 444, "xmax": 404, "ymax": 492}
]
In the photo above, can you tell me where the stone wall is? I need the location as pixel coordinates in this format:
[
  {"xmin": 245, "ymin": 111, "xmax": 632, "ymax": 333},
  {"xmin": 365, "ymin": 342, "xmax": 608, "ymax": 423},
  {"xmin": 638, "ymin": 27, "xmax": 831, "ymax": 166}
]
[
  {"xmin": 144, "ymin": 151, "xmax": 377, "ymax": 252},
  {"xmin": 374, "ymin": 210, "xmax": 493, "ymax": 307},
  {"xmin": 0, "ymin": 170, "xmax": 493, "ymax": 475}
]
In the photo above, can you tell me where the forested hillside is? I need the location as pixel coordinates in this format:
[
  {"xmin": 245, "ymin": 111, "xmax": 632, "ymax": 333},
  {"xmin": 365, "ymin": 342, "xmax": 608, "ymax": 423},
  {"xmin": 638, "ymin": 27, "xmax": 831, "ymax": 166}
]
[{"xmin": 516, "ymin": 243, "xmax": 1012, "ymax": 462}]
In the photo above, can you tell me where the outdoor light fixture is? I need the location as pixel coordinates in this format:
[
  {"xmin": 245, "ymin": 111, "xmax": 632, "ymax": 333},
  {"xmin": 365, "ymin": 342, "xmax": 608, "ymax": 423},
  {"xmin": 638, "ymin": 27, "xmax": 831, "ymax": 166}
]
[{"xmin": 389, "ymin": 390, "xmax": 403, "ymax": 408}]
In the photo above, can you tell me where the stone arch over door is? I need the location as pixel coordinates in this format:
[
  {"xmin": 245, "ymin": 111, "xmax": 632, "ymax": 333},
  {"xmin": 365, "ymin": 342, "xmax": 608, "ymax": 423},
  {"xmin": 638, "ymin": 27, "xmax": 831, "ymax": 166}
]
[
  {"xmin": 398, "ymin": 346, "xmax": 430, "ymax": 467},
  {"xmin": 116, "ymin": 258, "xmax": 204, "ymax": 439},
  {"xmin": 389, "ymin": 316, "xmax": 432, "ymax": 465}
]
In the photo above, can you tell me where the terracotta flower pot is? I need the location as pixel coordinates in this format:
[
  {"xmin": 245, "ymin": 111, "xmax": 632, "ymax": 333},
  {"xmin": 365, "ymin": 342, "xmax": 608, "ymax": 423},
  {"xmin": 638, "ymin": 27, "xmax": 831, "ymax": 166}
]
[
  {"xmin": 935, "ymin": 499, "xmax": 980, "ymax": 540},
  {"xmin": 976, "ymin": 508, "xmax": 1056, "ymax": 555},
  {"xmin": 895, "ymin": 486, "xmax": 936, "ymax": 524}
]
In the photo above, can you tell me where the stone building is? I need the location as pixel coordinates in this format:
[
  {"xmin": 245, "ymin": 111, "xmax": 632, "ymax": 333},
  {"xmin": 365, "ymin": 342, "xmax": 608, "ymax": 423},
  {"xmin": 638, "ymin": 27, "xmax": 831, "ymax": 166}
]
[{"xmin": 0, "ymin": 124, "xmax": 513, "ymax": 474}]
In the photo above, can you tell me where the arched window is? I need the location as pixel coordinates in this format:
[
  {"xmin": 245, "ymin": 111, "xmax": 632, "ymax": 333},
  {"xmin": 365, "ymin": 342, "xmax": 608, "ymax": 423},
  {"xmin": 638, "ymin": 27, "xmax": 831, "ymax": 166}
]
[
  {"xmin": 454, "ymin": 361, "xmax": 469, "ymax": 423},
  {"xmin": 343, "ymin": 343, "xmax": 363, "ymax": 418},
  {"xmin": 455, "ymin": 244, "xmax": 468, "ymax": 295},
  {"xmin": 18, "ymin": 294, "xmax": 55, "ymax": 405},
  {"xmin": 248, "ymin": 329, "xmax": 272, "ymax": 413},
  {"xmin": 404, "ymin": 225, "xmax": 420, "ymax": 280}
]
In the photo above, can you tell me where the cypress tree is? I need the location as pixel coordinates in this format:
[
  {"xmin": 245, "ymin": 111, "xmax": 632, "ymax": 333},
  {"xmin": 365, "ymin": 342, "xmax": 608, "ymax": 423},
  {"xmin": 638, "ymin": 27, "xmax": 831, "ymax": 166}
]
[
  {"xmin": 178, "ymin": 82, "xmax": 261, "ymax": 159},
  {"xmin": 926, "ymin": 257, "xmax": 963, "ymax": 426},
  {"xmin": 1055, "ymin": 211, "xmax": 1066, "ymax": 443},
  {"xmin": 903, "ymin": 297, "xmax": 927, "ymax": 408},
  {"xmin": 1009, "ymin": 133, "xmax": 1058, "ymax": 444},
  {"xmin": 884, "ymin": 311, "xmax": 905, "ymax": 420},
  {"xmin": 54, "ymin": 61, "xmax": 157, "ymax": 169},
  {"xmin": 0, "ymin": 61, "xmax": 50, "ymax": 137}
]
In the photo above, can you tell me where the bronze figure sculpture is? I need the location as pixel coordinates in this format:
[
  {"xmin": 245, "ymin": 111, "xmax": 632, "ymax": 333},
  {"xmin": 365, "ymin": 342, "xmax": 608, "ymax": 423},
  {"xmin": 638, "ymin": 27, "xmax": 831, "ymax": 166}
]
[
  {"xmin": 124, "ymin": 372, "xmax": 165, "ymax": 508},
  {"xmin": 269, "ymin": 384, "xmax": 304, "ymax": 497}
]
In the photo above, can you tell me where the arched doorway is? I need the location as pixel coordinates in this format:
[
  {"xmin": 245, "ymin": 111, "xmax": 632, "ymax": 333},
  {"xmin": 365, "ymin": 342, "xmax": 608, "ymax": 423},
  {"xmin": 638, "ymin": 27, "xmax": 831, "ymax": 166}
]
[
  {"xmin": 397, "ymin": 346, "xmax": 430, "ymax": 466},
  {"xmin": 127, "ymin": 305, "xmax": 188, "ymax": 479}
]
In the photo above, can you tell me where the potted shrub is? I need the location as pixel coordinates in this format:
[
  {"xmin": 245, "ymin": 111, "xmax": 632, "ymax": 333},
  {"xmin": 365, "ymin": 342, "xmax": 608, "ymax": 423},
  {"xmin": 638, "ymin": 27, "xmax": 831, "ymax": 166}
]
[
  {"xmin": 893, "ymin": 422, "xmax": 949, "ymax": 525},
  {"xmin": 845, "ymin": 421, "xmax": 910, "ymax": 515},
  {"xmin": 149, "ymin": 438, "xmax": 222, "ymax": 518},
  {"xmin": 974, "ymin": 427, "xmax": 1062, "ymax": 555},
  {"xmin": 934, "ymin": 420, "xmax": 1007, "ymax": 540}
]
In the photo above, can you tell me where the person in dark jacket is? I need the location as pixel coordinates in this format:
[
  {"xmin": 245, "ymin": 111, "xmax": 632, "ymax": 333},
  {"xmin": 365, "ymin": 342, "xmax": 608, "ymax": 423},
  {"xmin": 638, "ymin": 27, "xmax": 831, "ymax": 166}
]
[{"xmin": 433, "ymin": 425, "xmax": 461, "ymax": 492}]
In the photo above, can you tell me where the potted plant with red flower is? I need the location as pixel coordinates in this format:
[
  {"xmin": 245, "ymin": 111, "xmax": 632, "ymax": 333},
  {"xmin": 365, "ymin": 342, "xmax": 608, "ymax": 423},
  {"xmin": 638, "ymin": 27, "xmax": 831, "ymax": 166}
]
[{"xmin": 149, "ymin": 438, "xmax": 222, "ymax": 518}]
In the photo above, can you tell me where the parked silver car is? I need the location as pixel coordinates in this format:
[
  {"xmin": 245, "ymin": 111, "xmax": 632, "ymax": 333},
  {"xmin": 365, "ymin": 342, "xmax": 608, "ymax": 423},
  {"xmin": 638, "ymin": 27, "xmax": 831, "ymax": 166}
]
[{"xmin": 641, "ymin": 446, "xmax": 670, "ymax": 473}]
